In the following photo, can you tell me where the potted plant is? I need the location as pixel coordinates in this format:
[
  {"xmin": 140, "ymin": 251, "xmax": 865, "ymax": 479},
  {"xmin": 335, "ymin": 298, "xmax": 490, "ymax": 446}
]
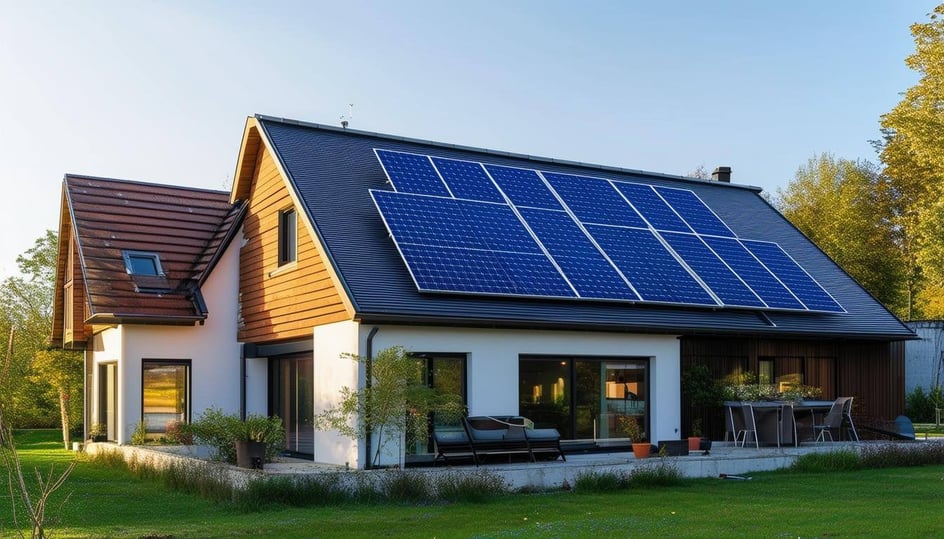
[
  {"xmin": 88, "ymin": 422, "xmax": 107, "ymax": 442},
  {"xmin": 688, "ymin": 418, "xmax": 703, "ymax": 451},
  {"xmin": 188, "ymin": 408, "xmax": 285, "ymax": 468},
  {"xmin": 682, "ymin": 364, "xmax": 723, "ymax": 448},
  {"xmin": 619, "ymin": 415, "xmax": 649, "ymax": 459},
  {"xmin": 234, "ymin": 414, "xmax": 283, "ymax": 470}
]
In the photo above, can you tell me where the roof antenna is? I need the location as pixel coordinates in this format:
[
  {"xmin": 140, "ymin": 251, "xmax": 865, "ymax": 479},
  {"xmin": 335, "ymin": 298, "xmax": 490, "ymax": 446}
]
[{"xmin": 340, "ymin": 103, "xmax": 353, "ymax": 128}]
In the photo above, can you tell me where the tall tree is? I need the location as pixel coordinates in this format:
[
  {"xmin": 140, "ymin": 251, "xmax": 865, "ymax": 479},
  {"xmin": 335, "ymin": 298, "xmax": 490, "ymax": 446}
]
[
  {"xmin": 0, "ymin": 231, "xmax": 82, "ymax": 445},
  {"xmin": 878, "ymin": 4, "xmax": 944, "ymax": 319},
  {"xmin": 776, "ymin": 154, "xmax": 908, "ymax": 318}
]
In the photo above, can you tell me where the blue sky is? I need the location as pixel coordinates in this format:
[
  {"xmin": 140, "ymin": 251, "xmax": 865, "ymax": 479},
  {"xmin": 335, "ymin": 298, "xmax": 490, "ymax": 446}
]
[{"xmin": 0, "ymin": 1, "xmax": 935, "ymax": 278}]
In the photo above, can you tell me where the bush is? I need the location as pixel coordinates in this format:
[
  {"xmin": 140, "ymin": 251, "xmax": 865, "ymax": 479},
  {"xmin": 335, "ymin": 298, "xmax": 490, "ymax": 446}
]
[
  {"xmin": 130, "ymin": 420, "xmax": 148, "ymax": 445},
  {"xmin": 575, "ymin": 470, "xmax": 629, "ymax": 492},
  {"xmin": 905, "ymin": 385, "xmax": 944, "ymax": 423},
  {"xmin": 187, "ymin": 408, "xmax": 285, "ymax": 464},
  {"xmin": 235, "ymin": 474, "xmax": 351, "ymax": 511},
  {"xmin": 434, "ymin": 470, "xmax": 509, "ymax": 502},
  {"xmin": 378, "ymin": 470, "xmax": 434, "ymax": 503},
  {"xmin": 628, "ymin": 460, "xmax": 684, "ymax": 487},
  {"xmin": 790, "ymin": 450, "xmax": 862, "ymax": 472},
  {"xmin": 859, "ymin": 443, "xmax": 944, "ymax": 468}
]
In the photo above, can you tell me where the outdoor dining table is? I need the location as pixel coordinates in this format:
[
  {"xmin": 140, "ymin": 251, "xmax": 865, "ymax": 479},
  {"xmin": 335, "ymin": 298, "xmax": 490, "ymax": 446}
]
[{"xmin": 724, "ymin": 400, "xmax": 837, "ymax": 447}]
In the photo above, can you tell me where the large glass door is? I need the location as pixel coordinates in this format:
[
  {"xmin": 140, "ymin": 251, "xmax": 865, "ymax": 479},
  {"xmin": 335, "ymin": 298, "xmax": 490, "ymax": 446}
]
[
  {"xmin": 407, "ymin": 353, "xmax": 466, "ymax": 460},
  {"xmin": 269, "ymin": 354, "xmax": 314, "ymax": 457},
  {"xmin": 98, "ymin": 362, "xmax": 118, "ymax": 441},
  {"xmin": 520, "ymin": 356, "xmax": 649, "ymax": 441}
]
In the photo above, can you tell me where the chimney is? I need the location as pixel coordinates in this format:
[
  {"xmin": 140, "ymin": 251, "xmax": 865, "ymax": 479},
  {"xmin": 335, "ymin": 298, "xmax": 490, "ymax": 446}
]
[{"xmin": 712, "ymin": 166, "xmax": 731, "ymax": 183}]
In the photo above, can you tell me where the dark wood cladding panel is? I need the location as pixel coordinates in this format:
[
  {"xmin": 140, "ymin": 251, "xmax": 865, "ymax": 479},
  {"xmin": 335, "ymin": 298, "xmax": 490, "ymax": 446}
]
[
  {"xmin": 681, "ymin": 336, "xmax": 906, "ymax": 440},
  {"xmin": 237, "ymin": 145, "xmax": 348, "ymax": 343}
]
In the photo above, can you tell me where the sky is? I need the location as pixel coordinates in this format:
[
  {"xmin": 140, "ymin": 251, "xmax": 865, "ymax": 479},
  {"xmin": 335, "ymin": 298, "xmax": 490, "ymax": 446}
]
[{"xmin": 0, "ymin": 1, "xmax": 936, "ymax": 279}]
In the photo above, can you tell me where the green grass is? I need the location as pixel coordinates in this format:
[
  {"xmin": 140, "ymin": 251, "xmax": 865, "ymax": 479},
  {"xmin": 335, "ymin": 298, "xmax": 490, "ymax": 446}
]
[{"xmin": 4, "ymin": 430, "xmax": 944, "ymax": 538}]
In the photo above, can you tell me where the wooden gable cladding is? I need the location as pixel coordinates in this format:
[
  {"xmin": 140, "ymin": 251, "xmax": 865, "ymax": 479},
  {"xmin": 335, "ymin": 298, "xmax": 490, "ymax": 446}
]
[
  {"xmin": 51, "ymin": 197, "xmax": 91, "ymax": 348},
  {"xmin": 237, "ymin": 144, "xmax": 349, "ymax": 343}
]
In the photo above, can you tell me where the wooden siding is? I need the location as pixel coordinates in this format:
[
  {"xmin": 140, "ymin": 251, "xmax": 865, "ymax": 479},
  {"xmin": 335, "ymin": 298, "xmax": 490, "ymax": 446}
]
[
  {"xmin": 238, "ymin": 145, "xmax": 349, "ymax": 343},
  {"xmin": 680, "ymin": 336, "xmax": 905, "ymax": 440}
]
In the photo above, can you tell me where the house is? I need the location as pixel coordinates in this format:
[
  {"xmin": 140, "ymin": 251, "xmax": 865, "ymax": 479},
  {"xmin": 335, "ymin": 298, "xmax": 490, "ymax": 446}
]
[
  {"xmin": 52, "ymin": 115, "xmax": 916, "ymax": 468},
  {"xmin": 904, "ymin": 321, "xmax": 944, "ymax": 395}
]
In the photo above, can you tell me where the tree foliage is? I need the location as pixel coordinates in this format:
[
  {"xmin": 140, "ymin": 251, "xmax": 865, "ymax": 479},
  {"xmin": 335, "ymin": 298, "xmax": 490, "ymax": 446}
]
[
  {"xmin": 315, "ymin": 346, "xmax": 464, "ymax": 467},
  {"xmin": 0, "ymin": 231, "xmax": 82, "ymax": 438},
  {"xmin": 776, "ymin": 154, "xmax": 909, "ymax": 318},
  {"xmin": 878, "ymin": 4, "xmax": 944, "ymax": 318}
]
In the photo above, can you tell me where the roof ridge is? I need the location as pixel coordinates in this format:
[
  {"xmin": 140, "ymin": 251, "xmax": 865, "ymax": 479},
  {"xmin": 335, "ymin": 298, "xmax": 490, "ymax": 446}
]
[{"xmin": 253, "ymin": 114, "xmax": 762, "ymax": 192}]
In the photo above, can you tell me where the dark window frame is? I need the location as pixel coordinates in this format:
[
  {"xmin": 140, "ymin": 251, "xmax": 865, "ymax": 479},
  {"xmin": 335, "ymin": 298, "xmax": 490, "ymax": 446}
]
[
  {"xmin": 141, "ymin": 359, "xmax": 192, "ymax": 434},
  {"xmin": 278, "ymin": 208, "xmax": 297, "ymax": 266},
  {"xmin": 121, "ymin": 250, "xmax": 165, "ymax": 276}
]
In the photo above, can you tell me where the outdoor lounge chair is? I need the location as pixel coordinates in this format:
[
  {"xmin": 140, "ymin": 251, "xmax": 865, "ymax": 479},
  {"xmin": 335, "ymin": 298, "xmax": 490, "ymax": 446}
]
[{"xmin": 433, "ymin": 416, "xmax": 565, "ymax": 465}]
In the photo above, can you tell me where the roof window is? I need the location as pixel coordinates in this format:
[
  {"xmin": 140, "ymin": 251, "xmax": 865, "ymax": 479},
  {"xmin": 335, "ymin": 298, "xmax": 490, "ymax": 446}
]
[{"xmin": 122, "ymin": 251, "xmax": 165, "ymax": 276}]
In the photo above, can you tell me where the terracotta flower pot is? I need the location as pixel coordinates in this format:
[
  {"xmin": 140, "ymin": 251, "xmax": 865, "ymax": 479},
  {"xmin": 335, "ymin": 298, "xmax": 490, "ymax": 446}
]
[
  {"xmin": 688, "ymin": 436, "xmax": 702, "ymax": 451},
  {"xmin": 632, "ymin": 442, "xmax": 650, "ymax": 459}
]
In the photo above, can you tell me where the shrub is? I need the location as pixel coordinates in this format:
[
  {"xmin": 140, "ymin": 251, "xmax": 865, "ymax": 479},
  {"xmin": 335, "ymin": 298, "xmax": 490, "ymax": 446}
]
[
  {"xmin": 434, "ymin": 470, "xmax": 509, "ymax": 502},
  {"xmin": 574, "ymin": 470, "xmax": 629, "ymax": 492},
  {"xmin": 130, "ymin": 420, "xmax": 148, "ymax": 445},
  {"xmin": 377, "ymin": 469, "xmax": 433, "ymax": 503},
  {"xmin": 905, "ymin": 385, "xmax": 944, "ymax": 423},
  {"xmin": 165, "ymin": 420, "xmax": 193, "ymax": 445},
  {"xmin": 790, "ymin": 450, "xmax": 862, "ymax": 472},
  {"xmin": 860, "ymin": 442, "xmax": 944, "ymax": 468},
  {"xmin": 628, "ymin": 460, "xmax": 684, "ymax": 487},
  {"xmin": 187, "ymin": 408, "xmax": 285, "ymax": 464}
]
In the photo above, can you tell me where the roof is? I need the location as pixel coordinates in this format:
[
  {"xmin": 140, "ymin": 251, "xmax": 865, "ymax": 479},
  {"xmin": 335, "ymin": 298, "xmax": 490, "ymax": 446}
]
[
  {"xmin": 60, "ymin": 174, "xmax": 241, "ymax": 325},
  {"xmin": 253, "ymin": 115, "xmax": 915, "ymax": 341}
]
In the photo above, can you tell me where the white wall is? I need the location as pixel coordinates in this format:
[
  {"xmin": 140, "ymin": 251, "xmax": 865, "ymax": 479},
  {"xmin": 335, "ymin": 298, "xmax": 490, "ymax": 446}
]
[
  {"xmin": 312, "ymin": 320, "xmax": 361, "ymax": 467},
  {"xmin": 89, "ymin": 326, "xmax": 123, "ymax": 440},
  {"xmin": 313, "ymin": 324, "xmax": 681, "ymax": 468},
  {"xmin": 88, "ymin": 240, "xmax": 242, "ymax": 444}
]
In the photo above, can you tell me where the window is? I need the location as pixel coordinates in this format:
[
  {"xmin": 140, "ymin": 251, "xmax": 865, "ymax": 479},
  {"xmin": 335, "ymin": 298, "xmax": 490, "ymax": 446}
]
[
  {"xmin": 122, "ymin": 250, "xmax": 164, "ymax": 276},
  {"xmin": 407, "ymin": 353, "xmax": 467, "ymax": 461},
  {"xmin": 519, "ymin": 356, "xmax": 649, "ymax": 440},
  {"xmin": 142, "ymin": 360, "xmax": 190, "ymax": 433},
  {"xmin": 278, "ymin": 208, "xmax": 297, "ymax": 266}
]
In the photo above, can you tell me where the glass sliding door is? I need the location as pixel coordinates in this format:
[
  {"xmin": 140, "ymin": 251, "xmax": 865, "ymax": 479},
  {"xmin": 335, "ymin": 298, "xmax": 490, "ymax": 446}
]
[
  {"xmin": 520, "ymin": 356, "xmax": 649, "ymax": 441},
  {"xmin": 408, "ymin": 353, "xmax": 467, "ymax": 460},
  {"xmin": 98, "ymin": 362, "xmax": 118, "ymax": 441},
  {"xmin": 269, "ymin": 354, "xmax": 314, "ymax": 457}
]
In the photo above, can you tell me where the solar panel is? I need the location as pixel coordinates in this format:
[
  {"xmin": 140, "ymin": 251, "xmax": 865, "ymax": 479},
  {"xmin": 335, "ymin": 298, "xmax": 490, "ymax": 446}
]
[
  {"xmin": 518, "ymin": 208, "xmax": 639, "ymax": 300},
  {"xmin": 586, "ymin": 225, "xmax": 718, "ymax": 306},
  {"xmin": 654, "ymin": 187, "xmax": 735, "ymax": 237},
  {"xmin": 741, "ymin": 240, "xmax": 846, "ymax": 313},
  {"xmin": 375, "ymin": 150, "xmax": 451, "ymax": 197},
  {"xmin": 701, "ymin": 236, "xmax": 806, "ymax": 310},
  {"xmin": 542, "ymin": 172, "xmax": 648, "ymax": 227},
  {"xmin": 371, "ymin": 149, "xmax": 844, "ymax": 314},
  {"xmin": 660, "ymin": 232, "xmax": 765, "ymax": 308},
  {"xmin": 613, "ymin": 182, "xmax": 691, "ymax": 233},
  {"xmin": 484, "ymin": 164, "xmax": 562, "ymax": 210},
  {"xmin": 431, "ymin": 157, "xmax": 505, "ymax": 203}
]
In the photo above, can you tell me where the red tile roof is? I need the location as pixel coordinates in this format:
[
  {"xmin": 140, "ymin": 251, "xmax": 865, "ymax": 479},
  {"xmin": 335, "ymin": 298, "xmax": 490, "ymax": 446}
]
[{"xmin": 64, "ymin": 175, "xmax": 241, "ymax": 323}]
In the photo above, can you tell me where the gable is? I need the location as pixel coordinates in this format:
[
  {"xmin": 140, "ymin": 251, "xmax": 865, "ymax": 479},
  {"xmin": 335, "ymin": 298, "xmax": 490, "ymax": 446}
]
[
  {"xmin": 235, "ymin": 130, "xmax": 350, "ymax": 343},
  {"xmin": 255, "ymin": 115, "xmax": 914, "ymax": 341}
]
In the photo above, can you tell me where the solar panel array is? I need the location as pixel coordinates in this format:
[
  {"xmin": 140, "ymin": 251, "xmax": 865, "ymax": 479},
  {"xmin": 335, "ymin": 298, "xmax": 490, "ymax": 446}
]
[{"xmin": 371, "ymin": 149, "xmax": 845, "ymax": 313}]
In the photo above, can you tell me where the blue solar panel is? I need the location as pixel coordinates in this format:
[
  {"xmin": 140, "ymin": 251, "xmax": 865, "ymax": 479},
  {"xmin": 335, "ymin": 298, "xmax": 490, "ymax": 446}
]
[
  {"xmin": 654, "ymin": 187, "xmax": 735, "ymax": 237},
  {"xmin": 701, "ymin": 236, "xmax": 806, "ymax": 310},
  {"xmin": 459, "ymin": 201, "xmax": 542, "ymax": 254},
  {"xmin": 375, "ymin": 150, "xmax": 451, "ymax": 196},
  {"xmin": 586, "ymin": 225, "xmax": 718, "ymax": 305},
  {"xmin": 661, "ymin": 232, "xmax": 765, "ymax": 308},
  {"xmin": 431, "ymin": 157, "xmax": 505, "ymax": 203},
  {"xmin": 542, "ymin": 172, "xmax": 648, "ymax": 227},
  {"xmin": 484, "ymin": 164, "xmax": 562, "ymax": 210},
  {"xmin": 399, "ymin": 244, "xmax": 575, "ymax": 297},
  {"xmin": 371, "ymin": 190, "xmax": 482, "ymax": 249},
  {"xmin": 518, "ymin": 208, "xmax": 639, "ymax": 300},
  {"xmin": 613, "ymin": 182, "xmax": 691, "ymax": 233},
  {"xmin": 741, "ymin": 240, "xmax": 845, "ymax": 313}
]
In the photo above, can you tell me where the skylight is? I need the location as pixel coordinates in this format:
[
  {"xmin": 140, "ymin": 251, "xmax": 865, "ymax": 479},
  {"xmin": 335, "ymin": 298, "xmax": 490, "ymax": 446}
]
[{"xmin": 122, "ymin": 250, "xmax": 164, "ymax": 276}]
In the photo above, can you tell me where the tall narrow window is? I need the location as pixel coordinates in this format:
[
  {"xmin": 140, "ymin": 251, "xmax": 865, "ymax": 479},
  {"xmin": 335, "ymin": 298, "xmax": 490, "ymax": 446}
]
[
  {"xmin": 142, "ymin": 360, "xmax": 190, "ymax": 433},
  {"xmin": 279, "ymin": 209, "xmax": 297, "ymax": 266}
]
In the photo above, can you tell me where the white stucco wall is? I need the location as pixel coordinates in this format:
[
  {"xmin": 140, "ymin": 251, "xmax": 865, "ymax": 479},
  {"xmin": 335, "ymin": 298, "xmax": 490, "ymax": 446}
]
[
  {"xmin": 312, "ymin": 320, "xmax": 361, "ymax": 468},
  {"xmin": 88, "ymin": 240, "xmax": 242, "ymax": 444},
  {"xmin": 305, "ymin": 323, "xmax": 682, "ymax": 468}
]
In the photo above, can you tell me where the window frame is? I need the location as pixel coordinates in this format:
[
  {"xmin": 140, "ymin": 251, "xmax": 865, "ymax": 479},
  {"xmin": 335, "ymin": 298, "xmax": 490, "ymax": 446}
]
[
  {"xmin": 140, "ymin": 359, "xmax": 192, "ymax": 434},
  {"xmin": 121, "ymin": 250, "xmax": 165, "ymax": 276},
  {"xmin": 278, "ymin": 208, "xmax": 298, "ymax": 266}
]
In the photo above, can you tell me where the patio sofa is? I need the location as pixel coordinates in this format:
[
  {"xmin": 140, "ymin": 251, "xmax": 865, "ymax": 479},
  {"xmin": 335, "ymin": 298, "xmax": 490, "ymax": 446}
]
[{"xmin": 434, "ymin": 416, "xmax": 566, "ymax": 465}]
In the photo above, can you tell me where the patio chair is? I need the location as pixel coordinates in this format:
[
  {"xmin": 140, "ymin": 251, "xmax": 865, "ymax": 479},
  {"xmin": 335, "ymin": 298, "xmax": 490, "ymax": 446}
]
[
  {"xmin": 840, "ymin": 397, "xmax": 859, "ymax": 441},
  {"xmin": 738, "ymin": 403, "xmax": 759, "ymax": 448},
  {"xmin": 813, "ymin": 398, "xmax": 848, "ymax": 442},
  {"xmin": 725, "ymin": 405, "xmax": 745, "ymax": 443}
]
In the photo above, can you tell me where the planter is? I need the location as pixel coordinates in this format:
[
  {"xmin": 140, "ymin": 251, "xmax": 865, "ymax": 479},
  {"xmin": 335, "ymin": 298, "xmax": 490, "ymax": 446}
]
[
  {"xmin": 631, "ymin": 442, "xmax": 651, "ymax": 459},
  {"xmin": 235, "ymin": 440, "xmax": 267, "ymax": 469},
  {"xmin": 688, "ymin": 436, "xmax": 702, "ymax": 451},
  {"xmin": 658, "ymin": 439, "xmax": 689, "ymax": 456}
]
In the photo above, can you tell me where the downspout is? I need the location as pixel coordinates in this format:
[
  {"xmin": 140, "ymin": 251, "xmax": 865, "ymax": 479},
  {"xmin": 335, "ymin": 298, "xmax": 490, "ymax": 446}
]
[
  {"xmin": 364, "ymin": 326, "xmax": 379, "ymax": 470},
  {"xmin": 239, "ymin": 343, "xmax": 250, "ymax": 421}
]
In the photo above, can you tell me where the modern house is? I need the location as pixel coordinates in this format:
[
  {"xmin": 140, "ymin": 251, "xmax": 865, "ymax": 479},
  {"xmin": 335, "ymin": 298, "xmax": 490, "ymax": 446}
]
[{"xmin": 52, "ymin": 114, "xmax": 916, "ymax": 468}]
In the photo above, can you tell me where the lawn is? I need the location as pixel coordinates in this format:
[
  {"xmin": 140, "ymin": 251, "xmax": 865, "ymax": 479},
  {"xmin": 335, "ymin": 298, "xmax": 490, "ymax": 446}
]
[{"xmin": 3, "ymin": 430, "xmax": 944, "ymax": 538}]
